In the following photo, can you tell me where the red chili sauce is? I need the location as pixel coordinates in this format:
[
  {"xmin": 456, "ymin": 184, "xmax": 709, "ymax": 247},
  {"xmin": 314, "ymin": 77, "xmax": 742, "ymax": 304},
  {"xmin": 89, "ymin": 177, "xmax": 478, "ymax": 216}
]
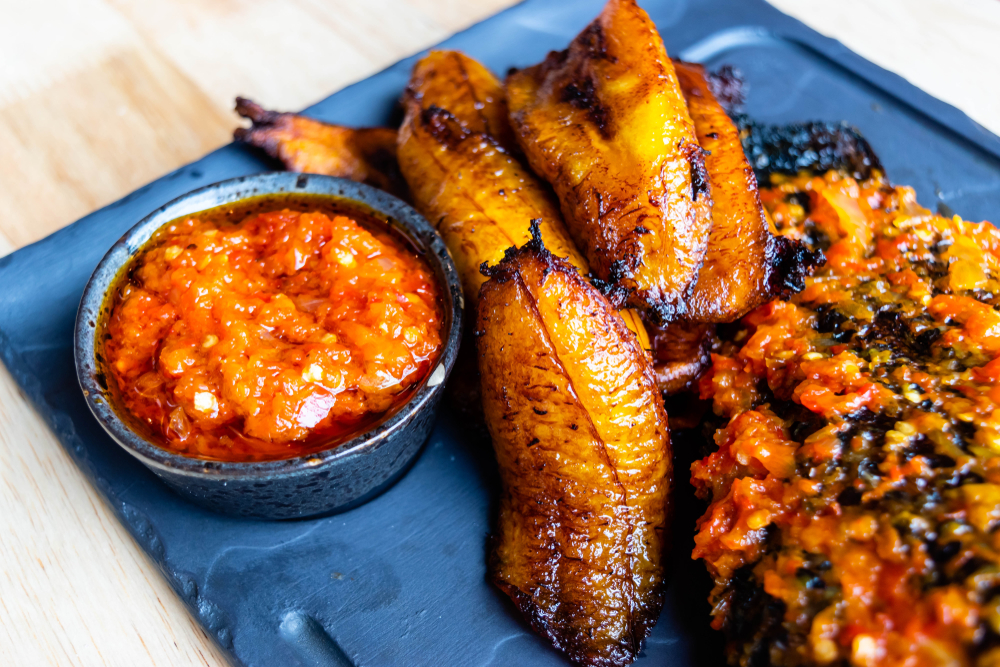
[{"xmin": 103, "ymin": 195, "xmax": 444, "ymax": 462}]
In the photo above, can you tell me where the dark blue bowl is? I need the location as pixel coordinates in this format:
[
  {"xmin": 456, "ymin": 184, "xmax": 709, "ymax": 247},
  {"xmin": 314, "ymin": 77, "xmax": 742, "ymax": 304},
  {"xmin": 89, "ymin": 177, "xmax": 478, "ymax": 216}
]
[{"xmin": 74, "ymin": 173, "xmax": 463, "ymax": 519}]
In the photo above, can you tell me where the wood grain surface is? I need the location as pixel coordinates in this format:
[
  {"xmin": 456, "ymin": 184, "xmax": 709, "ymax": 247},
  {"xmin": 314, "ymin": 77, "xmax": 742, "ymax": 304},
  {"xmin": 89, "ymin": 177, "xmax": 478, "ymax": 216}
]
[{"xmin": 1, "ymin": 0, "xmax": 997, "ymax": 664}]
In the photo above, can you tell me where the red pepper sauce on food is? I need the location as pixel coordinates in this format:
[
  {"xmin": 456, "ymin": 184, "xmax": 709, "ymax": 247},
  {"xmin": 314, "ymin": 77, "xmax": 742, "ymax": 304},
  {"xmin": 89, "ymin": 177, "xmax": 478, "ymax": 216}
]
[
  {"xmin": 104, "ymin": 196, "xmax": 444, "ymax": 462},
  {"xmin": 693, "ymin": 171, "xmax": 1000, "ymax": 666}
]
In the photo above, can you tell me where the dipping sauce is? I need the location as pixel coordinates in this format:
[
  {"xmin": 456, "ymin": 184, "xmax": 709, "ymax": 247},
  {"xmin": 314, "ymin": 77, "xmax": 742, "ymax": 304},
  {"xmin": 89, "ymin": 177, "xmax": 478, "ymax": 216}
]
[{"xmin": 103, "ymin": 195, "xmax": 444, "ymax": 462}]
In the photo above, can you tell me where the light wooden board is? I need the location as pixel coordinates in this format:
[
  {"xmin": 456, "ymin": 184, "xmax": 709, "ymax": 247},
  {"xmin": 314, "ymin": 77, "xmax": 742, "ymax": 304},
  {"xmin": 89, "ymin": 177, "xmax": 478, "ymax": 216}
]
[{"xmin": 0, "ymin": 0, "xmax": 997, "ymax": 664}]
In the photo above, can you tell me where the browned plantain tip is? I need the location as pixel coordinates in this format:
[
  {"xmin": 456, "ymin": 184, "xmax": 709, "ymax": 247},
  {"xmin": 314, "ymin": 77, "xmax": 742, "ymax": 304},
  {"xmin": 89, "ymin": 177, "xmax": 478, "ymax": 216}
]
[
  {"xmin": 524, "ymin": 218, "xmax": 547, "ymax": 254},
  {"xmin": 234, "ymin": 97, "xmax": 281, "ymax": 124},
  {"xmin": 705, "ymin": 64, "xmax": 745, "ymax": 112},
  {"xmin": 234, "ymin": 97, "xmax": 274, "ymax": 144},
  {"xmin": 479, "ymin": 219, "xmax": 555, "ymax": 283},
  {"xmin": 233, "ymin": 97, "xmax": 295, "ymax": 147}
]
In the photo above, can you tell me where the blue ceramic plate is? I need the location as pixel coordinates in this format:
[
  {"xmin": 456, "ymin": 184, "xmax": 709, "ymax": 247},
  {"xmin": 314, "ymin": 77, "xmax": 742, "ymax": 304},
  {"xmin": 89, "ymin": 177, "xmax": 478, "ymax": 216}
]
[{"xmin": 1, "ymin": 0, "xmax": 998, "ymax": 665}]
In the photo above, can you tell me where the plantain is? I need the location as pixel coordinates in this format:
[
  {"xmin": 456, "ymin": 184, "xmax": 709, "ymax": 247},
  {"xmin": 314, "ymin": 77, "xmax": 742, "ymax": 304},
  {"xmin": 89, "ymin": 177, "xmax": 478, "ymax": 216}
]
[
  {"xmin": 234, "ymin": 97, "xmax": 408, "ymax": 199},
  {"xmin": 646, "ymin": 318, "xmax": 715, "ymax": 395},
  {"xmin": 396, "ymin": 51, "xmax": 589, "ymax": 308},
  {"xmin": 505, "ymin": 0, "xmax": 712, "ymax": 321},
  {"xmin": 403, "ymin": 50, "xmax": 517, "ymax": 152},
  {"xmin": 477, "ymin": 227, "xmax": 671, "ymax": 666},
  {"xmin": 673, "ymin": 61, "xmax": 823, "ymax": 322}
]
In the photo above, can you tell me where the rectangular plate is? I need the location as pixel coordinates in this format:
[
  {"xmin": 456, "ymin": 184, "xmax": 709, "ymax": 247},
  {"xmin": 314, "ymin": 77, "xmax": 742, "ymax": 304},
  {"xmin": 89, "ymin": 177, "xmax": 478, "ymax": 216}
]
[{"xmin": 2, "ymin": 0, "xmax": 998, "ymax": 665}]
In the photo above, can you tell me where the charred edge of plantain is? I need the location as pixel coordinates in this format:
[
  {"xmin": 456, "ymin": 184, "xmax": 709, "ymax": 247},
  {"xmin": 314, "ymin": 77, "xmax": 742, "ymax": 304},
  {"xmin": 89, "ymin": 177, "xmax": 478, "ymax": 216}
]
[
  {"xmin": 233, "ymin": 97, "xmax": 289, "ymax": 155},
  {"xmin": 587, "ymin": 263, "xmax": 635, "ymax": 312},
  {"xmin": 682, "ymin": 141, "xmax": 711, "ymax": 203},
  {"xmin": 649, "ymin": 320, "xmax": 716, "ymax": 395},
  {"xmin": 478, "ymin": 219, "xmax": 561, "ymax": 285},
  {"xmin": 234, "ymin": 96, "xmax": 283, "ymax": 127},
  {"xmin": 490, "ymin": 574, "xmax": 609, "ymax": 667},
  {"xmin": 636, "ymin": 280, "xmax": 695, "ymax": 326},
  {"xmin": 765, "ymin": 235, "xmax": 826, "ymax": 299},
  {"xmin": 584, "ymin": 189, "xmax": 650, "ymax": 312},
  {"xmin": 703, "ymin": 64, "xmax": 745, "ymax": 113}
]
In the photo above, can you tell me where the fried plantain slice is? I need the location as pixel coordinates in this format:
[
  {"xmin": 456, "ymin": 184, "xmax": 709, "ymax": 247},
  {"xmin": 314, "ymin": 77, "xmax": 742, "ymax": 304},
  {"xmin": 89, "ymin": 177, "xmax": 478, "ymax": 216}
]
[
  {"xmin": 672, "ymin": 62, "xmax": 823, "ymax": 322},
  {"xmin": 505, "ymin": 0, "xmax": 712, "ymax": 321},
  {"xmin": 234, "ymin": 97, "xmax": 408, "ymax": 199},
  {"xmin": 399, "ymin": 51, "xmax": 651, "ymax": 348},
  {"xmin": 477, "ymin": 228, "xmax": 671, "ymax": 666},
  {"xmin": 397, "ymin": 54, "xmax": 588, "ymax": 307}
]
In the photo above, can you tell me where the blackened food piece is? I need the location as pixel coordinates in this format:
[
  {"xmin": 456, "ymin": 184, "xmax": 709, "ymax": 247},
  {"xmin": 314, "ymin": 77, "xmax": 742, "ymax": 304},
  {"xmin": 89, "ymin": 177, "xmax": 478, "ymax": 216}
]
[
  {"xmin": 735, "ymin": 115, "xmax": 883, "ymax": 181},
  {"xmin": 705, "ymin": 64, "xmax": 745, "ymax": 113},
  {"xmin": 725, "ymin": 563, "xmax": 788, "ymax": 667}
]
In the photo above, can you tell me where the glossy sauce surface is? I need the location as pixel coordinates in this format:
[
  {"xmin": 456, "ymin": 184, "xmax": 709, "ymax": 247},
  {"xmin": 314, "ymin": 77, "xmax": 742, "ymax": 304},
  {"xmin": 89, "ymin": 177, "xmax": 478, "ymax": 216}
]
[{"xmin": 104, "ymin": 195, "xmax": 443, "ymax": 462}]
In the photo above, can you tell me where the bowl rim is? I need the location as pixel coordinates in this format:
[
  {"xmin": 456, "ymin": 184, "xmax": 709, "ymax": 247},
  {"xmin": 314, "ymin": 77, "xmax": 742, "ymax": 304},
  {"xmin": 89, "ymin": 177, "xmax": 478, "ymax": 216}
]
[{"xmin": 74, "ymin": 172, "xmax": 463, "ymax": 480}]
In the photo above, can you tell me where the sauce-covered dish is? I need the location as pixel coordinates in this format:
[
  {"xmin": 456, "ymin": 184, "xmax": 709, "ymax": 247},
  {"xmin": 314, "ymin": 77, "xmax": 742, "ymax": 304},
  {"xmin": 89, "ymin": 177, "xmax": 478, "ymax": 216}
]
[
  {"xmin": 106, "ymin": 194, "xmax": 444, "ymax": 462},
  {"xmin": 76, "ymin": 173, "xmax": 462, "ymax": 518}
]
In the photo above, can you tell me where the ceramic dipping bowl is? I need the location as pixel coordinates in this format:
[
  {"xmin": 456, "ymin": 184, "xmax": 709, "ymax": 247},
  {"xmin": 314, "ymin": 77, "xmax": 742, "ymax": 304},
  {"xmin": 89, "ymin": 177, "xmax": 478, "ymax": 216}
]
[{"xmin": 75, "ymin": 172, "xmax": 463, "ymax": 520}]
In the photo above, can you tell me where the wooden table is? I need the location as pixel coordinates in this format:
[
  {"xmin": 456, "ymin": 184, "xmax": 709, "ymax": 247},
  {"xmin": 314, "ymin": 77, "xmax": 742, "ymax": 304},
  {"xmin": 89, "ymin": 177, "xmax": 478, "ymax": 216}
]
[{"xmin": 1, "ymin": 0, "xmax": 998, "ymax": 664}]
